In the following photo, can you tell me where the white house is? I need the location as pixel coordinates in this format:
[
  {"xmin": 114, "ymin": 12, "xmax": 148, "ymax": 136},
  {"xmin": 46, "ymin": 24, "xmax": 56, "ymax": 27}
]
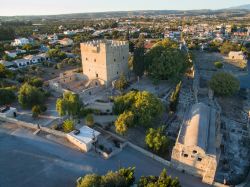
[
  {"xmin": 59, "ymin": 38, "xmax": 73, "ymax": 46},
  {"xmin": 4, "ymin": 49, "xmax": 26, "ymax": 58},
  {"xmin": 0, "ymin": 106, "xmax": 17, "ymax": 118},
  {"xmin": 24, "ymin": 55, "xmax": 43, "ymax": 64},
  {"xmin": 12, "ymin": 38, "xmax": 30, "ymax": 46},
  {"xmin": 64, "ymin": 30, "xmax": 76, "ymax": 35},
  {"xmin": 13, "ymin": 59, "xmax": 29, "ymax": 67},
  {"xmin": 0, "ymin": 60, "xmax": 15, "ymax": 68},
  {"xmin": 48, "ymin": 33, "xmax": 58, "ymax": 44},
  {"xmin": 67, "ymin": 126, "xmax": 100, "ymax": 152}
]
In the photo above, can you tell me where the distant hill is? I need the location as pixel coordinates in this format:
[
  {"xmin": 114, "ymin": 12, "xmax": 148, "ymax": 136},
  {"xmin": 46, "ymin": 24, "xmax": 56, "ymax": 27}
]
[
  {"xmin": 228, "ymin": 4, "xmax": 250, "ymax": 10},
  {"xmin": 0, "ymin": 7, "xmax": 249, "ymax": 21}
]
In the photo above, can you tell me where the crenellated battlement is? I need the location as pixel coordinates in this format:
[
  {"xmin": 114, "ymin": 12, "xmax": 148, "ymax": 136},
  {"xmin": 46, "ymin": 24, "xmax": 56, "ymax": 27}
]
[{"xmin": 81, "ymin": 40, "xmax": 128, "ymax": 48}]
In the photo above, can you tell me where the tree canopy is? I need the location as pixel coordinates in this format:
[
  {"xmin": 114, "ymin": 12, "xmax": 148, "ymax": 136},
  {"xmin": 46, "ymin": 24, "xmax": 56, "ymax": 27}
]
[
  {"xmin": 0, "ymin": 64, "xmax": 12, "ymax": 79},
  {"xmin": 77, "ymin": 167, "xmax": 180, "ymax": 187},
  {"xmin": 77, "ymin": 167, "xmax": 135, "ymax": 187},
  {"xmin": 220, "ymin": 41, "xmax": 241, "ymax": 55},
  {"xmin": 62, "ymin": 119, "xmax": 75, "ymax": 133},
  {"xmin": 113, "ymin": 91, "xmax": 163, "ymax": 133},
  {"xmin": 145, "ymin": 127, "xmax": 169, "ymax": 154},
  {"xmin": 138, "ymin": 169, "xmax": 181, "ymax": 187},
  {"xmin": 85, "ymin": 114, "xmax": 94, "ymax": 126},
  {"xmin": 18, "ymin": 83, "xmax": 45, "ymax": 109},
  {"xmin": 114, "ymin": 73, "xmax": 128, "ymax": 92},
  {"xmin": 56, "ymin": 92, "xmax": 81, "ymax": 118},
  {"xmin": 145, "ymin": 39, "xmax": 190, "ymax": 81},
  {"xmin": 132, "ymin": 35, "xmax": 145, "ymax": 77},
  {"xmin": 209, "ymin": 72, "xmax": 240, "ymax": 96},
  {"xmin": 0, "ymin": 87, "xmax": 16, "ymax": 105}
]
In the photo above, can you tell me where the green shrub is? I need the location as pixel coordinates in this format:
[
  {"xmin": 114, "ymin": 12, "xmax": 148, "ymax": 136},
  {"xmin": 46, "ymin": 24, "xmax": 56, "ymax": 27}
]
[
  {"xmin": 209, "ymin": 72, "xmax": 240, "ymax": 96},
  {"xmin": 214, "ymin": 61, "xmax": 223, "ymax": 69}
]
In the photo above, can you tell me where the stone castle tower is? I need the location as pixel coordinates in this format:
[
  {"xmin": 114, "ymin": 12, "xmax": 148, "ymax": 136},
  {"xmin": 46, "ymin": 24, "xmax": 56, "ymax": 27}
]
[{"xmin": 80, "ymin": 40, "xmax": 129, "ymax": 86}]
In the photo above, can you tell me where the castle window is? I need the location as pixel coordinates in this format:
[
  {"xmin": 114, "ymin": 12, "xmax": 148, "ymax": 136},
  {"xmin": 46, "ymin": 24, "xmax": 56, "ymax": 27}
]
[
  {"xmin": 94, "ymin": 59, "xmax": 96, "ymax": 62},
  {"xmin": 96, "ymin": 73, "xmax": 98, "ymax": 78},
  {"xmin": 183, "ymin": 154, "xmax": 188, "ymax": 158},
  {"xmin": 114, "ymin": 58, "xmax": 116, "ymax": 62},
  {"xmin": 193, "ymin": 150, "xmax": 197, "ymax": 154},
  {"xmin": 117, "ymin": 71, "xmax": 119, "ymax": 75},
  {"xmin": 197, "ymin": 157, "xmax": 202, "ymax": 162},
  {"xmin": 86, "ymin": 58, "xmax": 88, "ymax": 61},
  {"xmin": 123, "ymin": 56, "xmax": 125, "ymax": 60}
]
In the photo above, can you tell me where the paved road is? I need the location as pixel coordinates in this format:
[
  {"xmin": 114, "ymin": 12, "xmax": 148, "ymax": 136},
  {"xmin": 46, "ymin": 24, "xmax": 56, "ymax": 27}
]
[{"xmin": 0, "ymin": 126, "xmax": 210, "ymax": 187}]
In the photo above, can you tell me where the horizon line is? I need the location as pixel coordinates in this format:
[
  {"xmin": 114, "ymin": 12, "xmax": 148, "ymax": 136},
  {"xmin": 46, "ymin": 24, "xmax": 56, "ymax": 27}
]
[{"xmin": 0, "ymin": 5, "xmax": 249, "ymax": 17}]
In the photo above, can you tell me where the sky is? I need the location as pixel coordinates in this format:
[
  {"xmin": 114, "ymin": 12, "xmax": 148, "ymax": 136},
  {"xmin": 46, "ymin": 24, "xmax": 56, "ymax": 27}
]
[{"xmin": 0, "ymin": 0, "xmax": 249, "ymax": 16}]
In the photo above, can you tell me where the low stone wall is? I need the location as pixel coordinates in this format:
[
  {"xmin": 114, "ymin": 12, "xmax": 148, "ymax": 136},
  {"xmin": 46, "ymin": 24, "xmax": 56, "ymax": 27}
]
[
  {"xmin": 40, "ymin": 126, "xmax": 66, "ymax": 138},
  {"xmin": 127, "ymin": 142, "xmax": 171, "ymax": 167},
  {"xmin": 0, "ymin": 116, "xmax": 66, "ymax": 138},
  {"xmin": 0, "ymin": 116, "xmax": 37, "ymax": 130}
]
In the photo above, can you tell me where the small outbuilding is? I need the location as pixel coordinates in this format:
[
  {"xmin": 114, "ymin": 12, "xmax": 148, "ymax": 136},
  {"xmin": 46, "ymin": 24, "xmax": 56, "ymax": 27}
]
[
  {"xmin": 0, "ymin": 106, "xmax": 17, "ymax": 118},
  {"xmin": 67, "ymin": 126, "xmax": 100, "ymax": 152}
]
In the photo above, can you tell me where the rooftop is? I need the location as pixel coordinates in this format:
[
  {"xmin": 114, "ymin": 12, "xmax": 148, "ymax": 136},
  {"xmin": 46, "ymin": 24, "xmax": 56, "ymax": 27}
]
[
  {"xmin": 178, "ymin": 102, "xmax": 217, "ymax": 155},
  {"xmin": 68, "ymin": 126, "xmax": 100, "ymax": 145}
]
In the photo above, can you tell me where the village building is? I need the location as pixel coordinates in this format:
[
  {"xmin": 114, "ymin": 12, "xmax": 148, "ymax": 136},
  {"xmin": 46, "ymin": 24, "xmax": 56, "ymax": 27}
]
[
  {"xmin": 171, "ymin": 102, "xmax": 221, "ymax": 185},
  {"xmin": 80, "ymin": 40, "xmax": 129, "ymax": 86},
  {"xmin": 67, "ymin": 126, "xmax": 100, "ymax": 152},
  {"xmin": 48, "ymin": 33, "xmax": 58, "ymax": 44},
  {"xmin": 0, "ymin": 106, "xmax": 17, "ymax": 118},
  {"xmin": 58, "ymin": 38, "xmax": 73, "ymax": 46},
  {"xmin": 64, "ymin": 30, "xmax": 76, "ymax": 36},
  {"xmin": 4, "ymin": 49, "xmax": 26, "ymax": 58},
  {"xmin": 228, "ymin": 51, "xmax": 246, "ymax": 60},
  {"xmin": 12, "ymin": 38, "xmax": 30, "ymax": 46},
  {"xmin": 0, "ymin": 60, "xmax": 15, "ymax": 68}
]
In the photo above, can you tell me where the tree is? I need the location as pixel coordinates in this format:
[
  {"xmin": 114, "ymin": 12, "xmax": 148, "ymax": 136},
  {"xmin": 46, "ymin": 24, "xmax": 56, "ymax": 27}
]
[
  {"xmin": 133, "ymin": 35, "xmax": 145, "ymax": 77},
  {"xmin": 133, "ymin": 91, "xmax": 164, "ymax": 127},
  {"xmin": 18, "ymin": 83, "xmax": 45, "ymax": 109},
  {"xmin": 22, "ymin": 44, "xmax": 32, "ymax": 51},
  {"xmin": 0, "ymin": 64, "xmax": 12, "ymax": 78},
  {"xmin": 56, "ymin": 92, "xmax": 81, "ymax": 118},
  {"xmin": 138, "ymin": 169, "xmax": 181, "ymax": 187},
  {"xmin": 0, "ymin": 87, "xmax": 16, "ymax": 105},
  {"xmin": 114, "ymin": 73, "xmax": 128, "ymax": 91},
  {"xmin": 101, "ymin": 171, "xmax": 126, "ymax": 187},
  {"xmin": 47, "ymin": 48, "xmax": 66, "ymax": 60},
  {"xmin": 115, "ymin": 111, "xmax": 134, "ymax": 135},
  {"xmin": 28, "ymin": 77, "xmax": 43, "ymax": 87},
  {"xmin": 118, "ymin": 167, "xmax": 135, "ymax": 186},
  {"xmin": 220, "ymin": 41, "xmax": 241, "ymax": 55},
  {"xmin": 32, "ymin": 105, "xmax": 42, "ymax": 118},
  {"xmin": 85, "ymin": 114, "xmax": 94, "ymax": 126},
  {"xmin": 77, "ymin": 174, "xmax": 101, "ymax": 187},
  {"xmin": 113, "ymin": 91, "xmax": 164, "ymax": 128},
  {"xmin": 62, "ymin": 119, "xmax": 75, "ymax": 133},
  {"xmin": 169, "ymin": 82, "xmax": 182, "ymax": 112},
  {"xmin": 209, "ymin": 72, "xmax": 240, "ymax": 96},
  {"xmin": 145, "ymin": 40, "xmax": 189, "ymax": 81},
  {"xmin": 145, "ymin": 127, "xmax": 169, "ymax": 154}
]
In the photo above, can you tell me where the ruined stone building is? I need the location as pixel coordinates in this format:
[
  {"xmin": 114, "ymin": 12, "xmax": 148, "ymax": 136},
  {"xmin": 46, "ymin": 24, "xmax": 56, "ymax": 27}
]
[
  {"xmin": 80, "ymin": 40, "xmax": 129, "ymax": 86},
  {"xmin": 171, "ymin": 102, "xmax": 221, "ymax": 184}
]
